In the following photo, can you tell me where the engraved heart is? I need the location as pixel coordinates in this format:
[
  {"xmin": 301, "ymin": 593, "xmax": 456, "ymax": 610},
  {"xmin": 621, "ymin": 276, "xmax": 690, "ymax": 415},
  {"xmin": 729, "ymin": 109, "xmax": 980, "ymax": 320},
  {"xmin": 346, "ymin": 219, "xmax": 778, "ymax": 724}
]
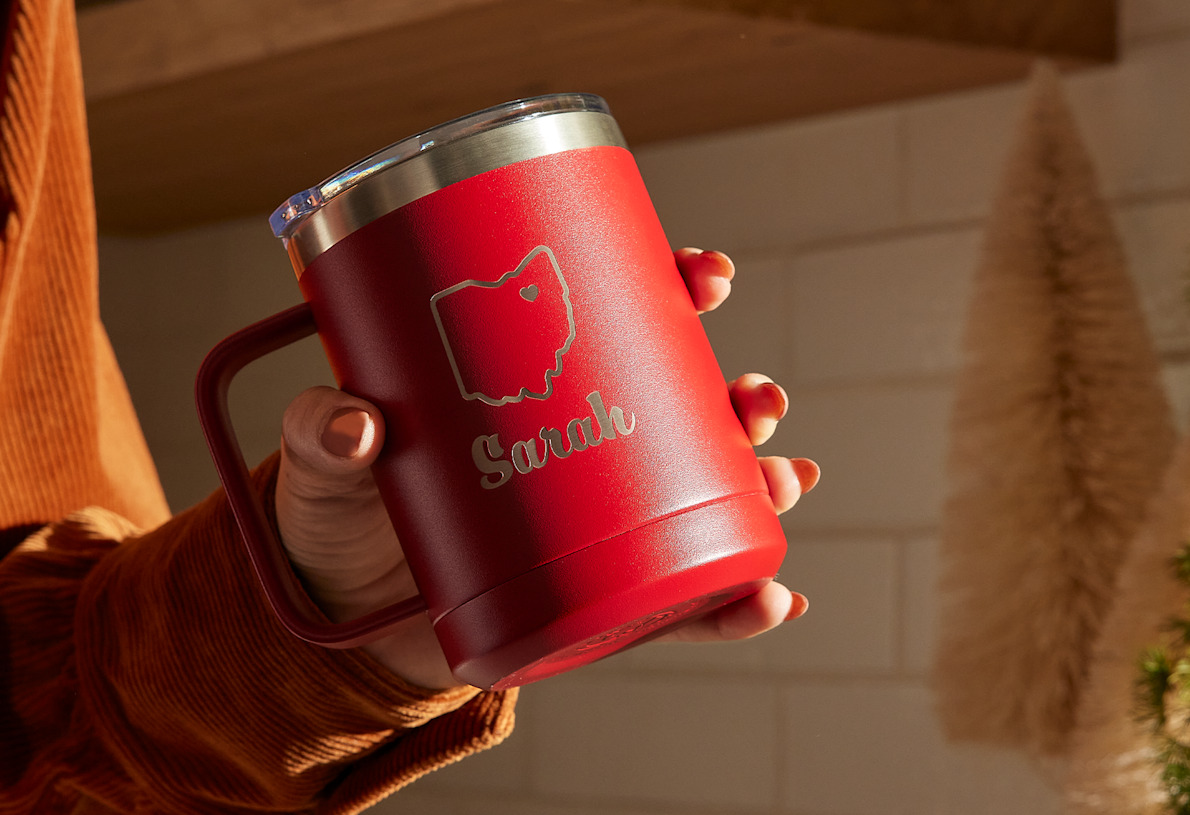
[{"xmin": 519, "ymin": 284, "xmax": 539, "ymax": 302}]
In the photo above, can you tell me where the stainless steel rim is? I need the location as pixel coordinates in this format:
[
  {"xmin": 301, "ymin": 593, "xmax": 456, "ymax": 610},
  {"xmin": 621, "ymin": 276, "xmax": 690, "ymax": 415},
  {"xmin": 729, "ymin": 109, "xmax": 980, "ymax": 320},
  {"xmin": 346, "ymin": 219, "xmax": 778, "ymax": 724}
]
[{"xmin": 282, "ymin": 109, "xmax": 627, "ymax": 273}]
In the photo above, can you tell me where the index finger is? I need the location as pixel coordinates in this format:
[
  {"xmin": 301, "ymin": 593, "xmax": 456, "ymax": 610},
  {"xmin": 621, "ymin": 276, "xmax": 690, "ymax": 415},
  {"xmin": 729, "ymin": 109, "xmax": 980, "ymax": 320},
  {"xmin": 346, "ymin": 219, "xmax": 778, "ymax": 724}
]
[{"xmin": 674, "ymin": 247, "xmax": 735, "ymax": 314}]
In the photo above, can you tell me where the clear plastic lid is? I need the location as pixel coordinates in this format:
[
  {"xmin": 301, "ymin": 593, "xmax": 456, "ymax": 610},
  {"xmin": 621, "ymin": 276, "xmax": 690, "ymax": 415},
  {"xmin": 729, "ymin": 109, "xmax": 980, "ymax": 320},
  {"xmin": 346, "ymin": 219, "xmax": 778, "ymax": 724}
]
[{"xmin": 269, "ymin": 93, "xmax": 610, "ymax": 240}]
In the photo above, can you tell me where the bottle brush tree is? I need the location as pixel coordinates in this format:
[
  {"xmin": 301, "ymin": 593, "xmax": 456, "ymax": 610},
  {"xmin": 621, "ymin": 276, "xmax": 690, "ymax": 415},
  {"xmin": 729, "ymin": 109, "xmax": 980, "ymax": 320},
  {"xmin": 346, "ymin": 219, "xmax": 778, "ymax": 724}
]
[{"xmin": 933, "ymin": 62, "xmax": 1175, "ymax": 757}]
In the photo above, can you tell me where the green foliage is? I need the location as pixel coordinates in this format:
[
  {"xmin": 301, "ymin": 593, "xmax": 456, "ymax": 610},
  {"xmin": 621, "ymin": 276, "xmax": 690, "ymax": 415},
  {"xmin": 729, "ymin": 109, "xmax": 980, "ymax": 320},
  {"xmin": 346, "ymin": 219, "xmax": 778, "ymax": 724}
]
[{"xmin": 1136, "ymin": 543, "xmax": 1190, "ymax": 814}]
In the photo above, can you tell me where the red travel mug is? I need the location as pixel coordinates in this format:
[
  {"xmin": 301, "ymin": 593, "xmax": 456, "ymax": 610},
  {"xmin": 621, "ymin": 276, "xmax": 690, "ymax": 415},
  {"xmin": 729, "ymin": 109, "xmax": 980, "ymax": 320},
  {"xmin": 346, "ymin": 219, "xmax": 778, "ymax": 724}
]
[{"xmin": 196, "ymin": 94, "xmax": 787, "ymax": 689}]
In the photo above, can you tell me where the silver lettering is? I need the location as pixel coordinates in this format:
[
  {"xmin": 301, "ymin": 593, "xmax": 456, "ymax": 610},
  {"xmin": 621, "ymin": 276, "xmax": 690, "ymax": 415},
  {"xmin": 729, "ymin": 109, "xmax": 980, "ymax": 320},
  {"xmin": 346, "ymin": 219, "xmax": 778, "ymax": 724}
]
[
  {"xmin": 511, "ymin": 437, "xmax": 548, "ymax": 474},
  {"xmin": 565, "ymin": 419, "xmax": 589, "ymax": 452},
  {"xmin": 569, "ymin": 417, "xmax": 602, "ymax": 448},
  {"xmin": 588, "ymin": 390, "xmax": 636, "ymax": 436},
  {"xmin": 471, "ymin": 391, "xmax": 634, "ymax": 488},
  {"xmin": 472, "ymin": 434, "xmax": 513, "ymax": 490},
  {"xmin": 586, "ymin": 391, "xmax": 617, "ymax": 441},
  {"xmin": 540, "ymin": 427, "xmax": 571, "ymax": 459},
  {"xmin": 612, "ymin": 406, "xmax": 635, "ymax": 435}
]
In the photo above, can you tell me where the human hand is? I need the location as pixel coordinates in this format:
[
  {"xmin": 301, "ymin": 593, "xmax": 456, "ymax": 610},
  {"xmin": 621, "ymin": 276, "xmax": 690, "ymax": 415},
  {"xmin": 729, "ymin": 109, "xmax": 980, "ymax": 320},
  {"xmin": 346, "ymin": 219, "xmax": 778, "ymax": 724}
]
[
  {"xmin": 275, "ymin": 248, "xmax": 820, "ymax": 689},
  {"xmin": 657, "ymin": 248, "xmax": 820, "ymax": 644}
]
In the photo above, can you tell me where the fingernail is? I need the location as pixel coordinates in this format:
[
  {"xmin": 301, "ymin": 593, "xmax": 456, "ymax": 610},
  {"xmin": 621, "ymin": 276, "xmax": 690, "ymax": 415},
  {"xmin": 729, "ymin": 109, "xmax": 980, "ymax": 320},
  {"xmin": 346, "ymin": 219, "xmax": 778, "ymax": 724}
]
[
  {"xmin": 322, "ymin": 408, "xmax": 371, "ymax": 458},
  {"xmin": 790, "ymin": 458, "xmax": 820, "ymax": 494},
  {"xmin": 785, "ymin": 592, "xmax": 809, "ymax": 621},
  {"xmin": 701, "ymin": 249, "xmax": 735, "ymax": 279},
  {"xmin": 761, "ymin": 382, "xmax": 789, "ymax": 420}
]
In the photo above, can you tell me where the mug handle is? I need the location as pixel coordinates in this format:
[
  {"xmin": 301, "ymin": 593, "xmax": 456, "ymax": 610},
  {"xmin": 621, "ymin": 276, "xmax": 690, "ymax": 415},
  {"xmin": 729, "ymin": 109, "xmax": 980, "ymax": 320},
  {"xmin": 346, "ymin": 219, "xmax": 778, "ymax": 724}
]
[{"xmin": 194, "ymin": 303, "xmax": 428, "ymax": 649}]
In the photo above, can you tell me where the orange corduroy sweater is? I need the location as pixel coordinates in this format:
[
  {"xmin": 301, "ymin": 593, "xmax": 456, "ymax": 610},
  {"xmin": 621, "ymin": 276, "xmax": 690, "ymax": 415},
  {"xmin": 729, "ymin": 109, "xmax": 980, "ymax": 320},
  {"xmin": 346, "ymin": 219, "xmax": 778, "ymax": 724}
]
[{"xmin": 0, "ymin": 1, "xmax": 515, "ymax": 812}]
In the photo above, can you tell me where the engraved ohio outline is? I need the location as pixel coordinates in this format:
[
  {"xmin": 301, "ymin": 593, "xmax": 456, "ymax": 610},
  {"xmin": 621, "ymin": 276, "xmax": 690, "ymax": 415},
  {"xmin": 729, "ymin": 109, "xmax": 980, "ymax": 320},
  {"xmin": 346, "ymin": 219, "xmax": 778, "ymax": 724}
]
[{"xmin": 430, "ymin": 245, "xmax": 576, "ymax": 407}]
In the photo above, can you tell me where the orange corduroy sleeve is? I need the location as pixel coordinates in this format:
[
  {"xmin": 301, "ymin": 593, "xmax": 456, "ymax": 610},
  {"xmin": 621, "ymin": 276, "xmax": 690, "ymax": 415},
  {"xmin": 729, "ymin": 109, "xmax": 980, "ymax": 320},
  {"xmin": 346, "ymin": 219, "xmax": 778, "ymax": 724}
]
[
  {"xmin": 0, "ymin": 0, "xmax": 516, "ymax": 812},
  {"xmin": 0, "ymin": 457, "xmax": 516, "ymax": 814},
  {"xmin": 0, "ymin": 0, "xmax": 169, "ymax": 531}
]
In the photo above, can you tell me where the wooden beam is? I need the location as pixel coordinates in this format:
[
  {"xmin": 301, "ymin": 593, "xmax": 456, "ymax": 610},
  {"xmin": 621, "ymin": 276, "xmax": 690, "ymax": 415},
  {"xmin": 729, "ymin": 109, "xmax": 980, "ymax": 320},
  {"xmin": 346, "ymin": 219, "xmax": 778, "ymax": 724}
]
[
  {"xmin": 78, "ymin": 0, "xmax": 1115, "ymax": 233},
  {"xmin": 642, "ymin": 0, "xmax": 1117, "ymax": 61},
  {"xmin": 77, "ymin": 0, "xmax": 499, "ymax": 100}
]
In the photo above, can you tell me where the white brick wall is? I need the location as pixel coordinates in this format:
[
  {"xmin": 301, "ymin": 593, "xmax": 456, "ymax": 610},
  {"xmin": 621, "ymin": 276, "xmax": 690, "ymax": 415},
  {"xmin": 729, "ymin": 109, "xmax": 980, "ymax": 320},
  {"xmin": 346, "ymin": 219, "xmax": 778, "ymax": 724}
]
[
  {"xmin": 637, "ymin": 108, "xmax": 902, "ymax": 255},
  {"xmin": 781, "ymin": 681, "xmax": 943, "ymax": 814},
  {"xmin": 96, "ymin": 2, "xmax": 1190, "ymax": 811},
  {"xmin": 787, "ymin": 230, "xmax": 980, "ymax": 384},
  {"xmin": 1116, "ymin": 198, "xmax": 1190, "ymax": 354},
  {"xmin": 1123, "ymin": 0, "xmax": 1190, "ymax": 41},
  {"xmin": 903, "ymin": 83, "xmax": 1023, "ymax": 225}
]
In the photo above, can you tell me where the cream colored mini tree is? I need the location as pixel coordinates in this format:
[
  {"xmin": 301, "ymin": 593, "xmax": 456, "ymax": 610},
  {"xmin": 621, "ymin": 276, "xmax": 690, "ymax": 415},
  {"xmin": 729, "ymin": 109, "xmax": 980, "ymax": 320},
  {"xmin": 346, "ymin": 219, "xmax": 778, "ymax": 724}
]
[{"xmin": 933, "ymin": 63, "xmax": 1175, "ymax": 757}]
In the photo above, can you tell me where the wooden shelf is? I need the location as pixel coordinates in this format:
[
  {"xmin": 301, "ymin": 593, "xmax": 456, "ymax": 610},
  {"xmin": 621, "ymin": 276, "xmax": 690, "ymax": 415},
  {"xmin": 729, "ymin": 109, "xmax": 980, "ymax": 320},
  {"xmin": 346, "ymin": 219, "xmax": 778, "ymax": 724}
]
[{"xmin": 79, "ymin": 0, "xmax": 1115, "ymax": 233}]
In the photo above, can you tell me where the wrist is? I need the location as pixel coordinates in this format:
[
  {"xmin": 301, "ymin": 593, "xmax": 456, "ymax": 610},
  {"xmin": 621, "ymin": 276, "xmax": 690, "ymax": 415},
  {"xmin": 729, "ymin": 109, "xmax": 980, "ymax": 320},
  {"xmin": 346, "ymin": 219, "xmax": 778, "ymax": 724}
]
[{"xmin": 358, "ymin": 620, "xmax": 463, "ymax": 691}]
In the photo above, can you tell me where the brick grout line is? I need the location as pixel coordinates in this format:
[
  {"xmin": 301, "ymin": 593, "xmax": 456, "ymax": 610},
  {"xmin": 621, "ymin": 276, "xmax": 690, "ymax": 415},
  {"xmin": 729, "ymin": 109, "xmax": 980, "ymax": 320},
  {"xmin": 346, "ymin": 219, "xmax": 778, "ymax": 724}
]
[
  {"xmin": 728, "ymin": 218, "xmax": 986, "ymax": 265},
  {"xmin": 1121, "ymin": 25, "xmax": 1190, "ymax": 50},
  {"xmin": 771, "ymin": 678, "xmax": 789, "ymax": 815},
  {"xmin": 777, "ymin": 331, "xmax": 1188, "ymax": 394},
  {"xmin": 607, "ymin": 661, "xmax": 934, "ymax": 686},
  {"xmin": 891, "ymin": 532, "xmax": 911, "ymax": 678},
  {"xmin": 722, "ymin": 186, "xmax": 1190, "ymax": 267},
  {"xmin": 893, "ymin": 108, "xmax": 913, "ymax": 232},
  {"xmin": 782, "ymin": 523, "xmax": 942, "ymax": 541},
  {"xmin": 409, "ymin": 776, "xmax": 872, "ymax": 815},
  {"xmin": 786, "ymin": 371, "xmax": 958, "ymax": 395},
  {"xmin": 421, "ymin": 784, "xmax": 788, "ymax": 815}
]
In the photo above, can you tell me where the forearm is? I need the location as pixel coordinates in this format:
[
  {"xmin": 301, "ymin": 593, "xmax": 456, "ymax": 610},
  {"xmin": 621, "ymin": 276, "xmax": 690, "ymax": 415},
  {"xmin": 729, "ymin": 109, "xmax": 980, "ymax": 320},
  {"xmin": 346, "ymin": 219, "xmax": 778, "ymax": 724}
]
[{"xmin": 0, "ymin": 455, "xmax": 515, "ymax": 814}]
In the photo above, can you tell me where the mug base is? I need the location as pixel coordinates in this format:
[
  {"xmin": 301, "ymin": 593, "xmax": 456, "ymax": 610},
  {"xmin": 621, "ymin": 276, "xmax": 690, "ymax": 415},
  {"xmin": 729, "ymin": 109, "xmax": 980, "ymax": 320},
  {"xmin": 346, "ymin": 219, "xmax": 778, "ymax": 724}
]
[{"xmin": 434, "ymin": 491, "xmax": 787, "ymax": 690}]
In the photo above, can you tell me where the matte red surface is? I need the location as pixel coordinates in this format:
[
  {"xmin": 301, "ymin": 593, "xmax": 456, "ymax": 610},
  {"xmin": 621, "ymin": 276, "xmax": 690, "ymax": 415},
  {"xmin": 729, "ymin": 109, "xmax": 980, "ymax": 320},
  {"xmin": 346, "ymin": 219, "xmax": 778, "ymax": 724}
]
[{"xmin": 199, "ymin": 144, "xmax": 788, "ymax": 688}]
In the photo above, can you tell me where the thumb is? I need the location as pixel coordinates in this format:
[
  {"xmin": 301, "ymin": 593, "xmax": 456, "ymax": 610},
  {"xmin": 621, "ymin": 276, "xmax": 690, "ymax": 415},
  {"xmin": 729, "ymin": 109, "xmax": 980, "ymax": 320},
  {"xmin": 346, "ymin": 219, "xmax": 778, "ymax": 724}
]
[
  {"xmin": 277, "ymin": 386, "xmax": 394, "ymax": 575},
  {"xmin": 279, "ymin": 385, "xmax": 385, "ymax": 495}
]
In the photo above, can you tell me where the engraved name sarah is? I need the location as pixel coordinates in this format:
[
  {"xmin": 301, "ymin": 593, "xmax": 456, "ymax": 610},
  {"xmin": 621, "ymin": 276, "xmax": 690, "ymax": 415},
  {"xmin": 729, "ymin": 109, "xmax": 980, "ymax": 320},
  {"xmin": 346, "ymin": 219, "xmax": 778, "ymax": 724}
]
[{"xmin": 471, "ymin": 391, "xmax": 637, "ymax": 489}]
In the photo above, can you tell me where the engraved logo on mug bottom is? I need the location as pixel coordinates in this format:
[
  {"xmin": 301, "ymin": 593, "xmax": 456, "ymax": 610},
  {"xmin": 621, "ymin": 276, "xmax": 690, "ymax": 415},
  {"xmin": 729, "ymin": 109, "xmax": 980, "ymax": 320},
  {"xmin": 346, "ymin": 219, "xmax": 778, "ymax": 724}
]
[
  {"xmin": 573, "ymin": 596, "xmax": 709, "ymax": 654},
  {"xmin": 471, "ymin": 390, "xmax": 637, "ymax": 489}
]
